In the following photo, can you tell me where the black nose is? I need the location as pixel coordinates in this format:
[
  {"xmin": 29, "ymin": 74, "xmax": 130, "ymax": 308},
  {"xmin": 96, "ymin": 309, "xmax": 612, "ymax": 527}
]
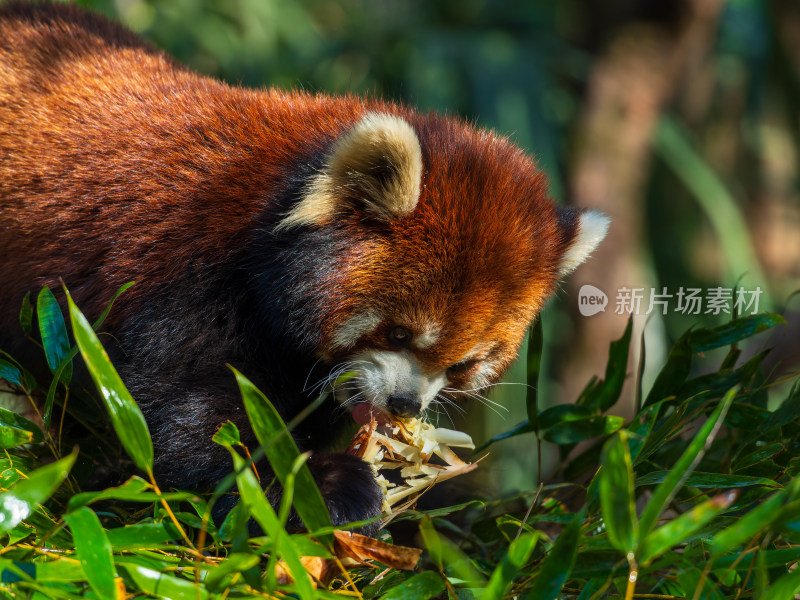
[{"xmin": 387, "ymin": 393, "xmax": 422, "ymax": 418}]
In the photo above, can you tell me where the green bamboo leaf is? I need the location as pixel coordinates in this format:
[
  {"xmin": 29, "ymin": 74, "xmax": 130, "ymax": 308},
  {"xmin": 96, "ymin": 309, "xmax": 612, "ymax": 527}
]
[
  {"xmin": 42, "ymin": 283, "xmax": 134, "ymax": 433},
  {"xmin": 733, "ymin": 443, "xmax": 784, "ymax": 471},
  {"xmin": 638, "ymin": 491, "xmax": 737, "ymax": 565},
  {"xmin": 68, "ymin": 476, "xmax": 197, "ymax": 512},
  {"xmin": 635, "ymin": 322, "xmax": 647, "ymax": 413},
  {"xmin": 541, "ymin": 414, "xmax": 624, "ymax": 445},
  {"xmin": 225, "ymin": 447, "xmax": 314, "ymax": 600},
  {"xmin": 418, "ymin": 515, "xmax": 443, "ymax": 570},
  {"xmin": 0, "ymin": 559, "xmax": 35, "ymax": 583},
  {"xmin": 0, "ymin": 354, "xmax": 36, "ymax": 395},
  {"xmin": 288, "ymin": 535, "xmax": 332, "ymax": 558},
  {"xmin": 64, "ymin": 507, "xmax": 118, "ymax": 600},
  {"xmin": 762, "ymin": 568, "xmax": 800, "ymax": 600},
  {"xmin": 574, "ymin": 580, "xmax": 602, "ymax": 600},
  {"xmin": 763, "ymin": 382, "xmax": 800, "ymax": 431},
  {"xmin": 638, "ymin": 386, "xmax": 736, "ymax": 537},
  {"xmin": 419, "ymin": 516, "xmax": 485, "ymax": 584},
  {"xmin": 645, "ymin": 332, "xmax": 692, "ymax": 406},
  {"xmin": 688, "ymin": 313, "xmax": 785, "ymax": 353},
  {"xmin": 0, "ymin": 453, "xmax": 33, "ymax": 488},
  {"xmin": 636, "ymin": 471, "xmax": 780, "ymax": 489},
  {"xmin": 30, "ymin": 558, "xmax": 85, "ymax": 582},
  {"xmin": 597, "ymin": 316, "xmax": 633, "ymax": 412},
  {"xmin": 390, "ymin": 500, "xmax": 484, "ymax": 522},
  {"xmin": 526, "ymin": 319, "xmax": 543, "ymax": 432},
  {"xmin": 676, "ymin": 351, "xmax": 767, "ymax": 406},
  {"xmin": 711, "ymin": 477, "xmax": 800, "ymax": 557},
  {"xmin": 539, "ymin": 404, "xmax": 593, "ymax": 429},
  {"xmin": 19, "ymin": 291, "xmax": 33, "ymax": 334},
  {"xmin": 523, "ymin": 510, "xmax": 583, "ymax": 600},
  {"xmin": 123, "ymin": 564, "xmax": 208, "ymax": 600},
  {"xmin": 114, "ymin": 554, "xmax": 173, "ymax": 571},
  {"xmin": 472, "ymin": 421, "xmax": 534, "ymax": 454},
  {"xmin": 70, "ymin": 476, "xmax": 147, "ymax": 506},
  {"xmin": 26, "ymin": 509, "xmax": 74, "ymax": 549},
  {"xmin": 232, "ymin": 368, "xmax": 332, "ymax": 542},
  {"xmin": 626, "ymin": 402, "xmax": 660, "ymax": 463},
  {"xmin": 771, "ymin": 498, "xmax": 800, "ymax": 536},
  {"xmin": 598, "ymin": 431, "xmax": 638, "ymax": 555},
  {"xmin": 571, "ymin": 550, "xmax": 631, "ymax": 579},
  {"xmin": 724, "ymin": 399, "xmax": 771, "ymax": 431},
  {"xmin": 632, "ymin": 401, "xmax": 686, "ymax": 465},
  {"xmin": 0, "ymin": 425, "xmax": 33, "ymax": 449},
  {"xmin": 755, "ymin": 551, "xmax": 769, "ymax": 599},
  {"xmin": 106, "ymin": 521, "xmax": 182, "ymax": 550},
  {"xmin": 720, "ymin": 345, "xmax": 742, "ymax": 370},
  {"xmin": 44, "ymin": 356, "xmax": 72, "ymax": 430},
  {"xmin": 380, "ymin": 571, "xmax": 445, "ymax": 600},
  {"xmin": 484, "ymin": 532, "xmax": 539, "ymax": 600},
  {"xmin": 216, "ymin": 501, "xmax": 246, "ymax": 544},
  {"xmin": 713, "ymin": 547, "xmax": 800, "ymax": 571},
  {"xmin": 0, "ymin": 359, "xmax": 22, "ymax": 387},
  {"xmin": 677, "ymin": 566, "xmax": 723, "ymax": 600},
  {"xmin": 7, "ymin": 522, "xmax": 35, "ymax": 544},
  {"xmin": 0, "ymin": 450, "xmax": 77, "ymax": 535},
  {"xmin": 211, "ymin": 421, "xmax": 241, "ymax": 446},
  {"xmin": 277, "ymin": 454, "xmax": 309, "ymax": 528},
  {"xmin": 578, "ymin": 317, "xmax": 632, "ymax": 412},
  {"xmin": 92, "ymin": 282, "xmax": 135, "ymax": 331},
  {"xmin": 203, "ymin": 553, "xmax": 260, "ymax": 592},
  {"xmin": 37, "ymin": 286, "xmax": 73, "ymax": 383},
  {"xmin": 43, "ymin": 283, "xmax": 136, "ymax": 428},
  {"xmin": 12, "ymin": 581, "xmax": 82, "ymax": 599},
  {"xmin": 67, "ymin": 290, "xmax": 153, "ymax": 473},
  {"xmin": 0, "ymin": 407, "xmax": 44, "ymax": 444}
]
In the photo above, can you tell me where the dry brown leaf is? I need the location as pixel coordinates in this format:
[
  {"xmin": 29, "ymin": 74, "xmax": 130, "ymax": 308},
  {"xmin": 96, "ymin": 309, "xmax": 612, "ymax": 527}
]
[
  {"xmin": 274, "ymin": 532, "xmax": 421, "ymax": 587},
  {"xmin": 333, "ymin": 530, "xmax": 422, "ymax": 570},
  {"xmin": 275, "ymin": 556, "xmax": 336, "ymax": 587}
]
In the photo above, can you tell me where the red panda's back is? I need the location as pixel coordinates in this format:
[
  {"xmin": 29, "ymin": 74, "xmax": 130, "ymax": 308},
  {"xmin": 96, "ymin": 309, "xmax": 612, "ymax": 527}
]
[{"xmin": 0, "ymin": 2, "xmax": 375, "ymax": 322}]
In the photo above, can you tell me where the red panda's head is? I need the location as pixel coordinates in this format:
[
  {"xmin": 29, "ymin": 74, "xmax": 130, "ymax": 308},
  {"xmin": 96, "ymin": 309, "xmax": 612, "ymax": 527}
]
[{"xmin": 275, "ymin": 111, "xmax": 609, "ymax": 419}]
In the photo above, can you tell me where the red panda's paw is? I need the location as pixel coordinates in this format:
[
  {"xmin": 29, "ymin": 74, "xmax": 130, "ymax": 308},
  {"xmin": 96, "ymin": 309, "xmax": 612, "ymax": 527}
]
[
  {"xmin": 305, "ymin": 452, "xmax": 383, "ymax": 538},
  {"xmin": 212, "ymin": 453, "xmax": 382, "ymax": 538}
]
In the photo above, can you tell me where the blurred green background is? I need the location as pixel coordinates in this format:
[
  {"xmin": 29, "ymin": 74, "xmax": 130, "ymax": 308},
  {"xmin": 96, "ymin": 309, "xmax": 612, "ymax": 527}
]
[{"xmin": 73, "ymin": 0, "xmax": 800, "ymax": 495}]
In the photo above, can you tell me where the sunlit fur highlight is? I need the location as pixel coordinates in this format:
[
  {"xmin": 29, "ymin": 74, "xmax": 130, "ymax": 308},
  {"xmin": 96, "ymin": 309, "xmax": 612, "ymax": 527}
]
[
  {"xmin": 277, "ymin": 113, "xmax": 423, "ymax": 230},
  {"xmin": 330, "ymin": 310, "xmax": 382, "ymax": 351},
  {"xmin": 559, "ymin": 210, "xmax": 610, "ymax": 275}
]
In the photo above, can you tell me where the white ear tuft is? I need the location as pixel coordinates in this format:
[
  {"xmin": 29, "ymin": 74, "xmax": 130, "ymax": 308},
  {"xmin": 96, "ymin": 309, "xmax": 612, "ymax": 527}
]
[
  {"xmin": 277, "ymin": 113, "xmax": 423, "ymax": 230},
  {"xmin": 558, "ymin": 210, "xmax": 610, "ymax": 276}
]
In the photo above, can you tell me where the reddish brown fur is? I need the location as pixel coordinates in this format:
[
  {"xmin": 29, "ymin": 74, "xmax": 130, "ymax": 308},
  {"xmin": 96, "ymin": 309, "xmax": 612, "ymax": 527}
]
[
  {"xmin": 0, "ymin": 2, "xmax": 586, "ymax": 531},
  {"xmin": 324, "ymin": 120, "xmax": 566, "ymax": 376},
  {"xmin": 0, "ymin": 2, "xmax": 371, "ymax": 321},
  {"xmin": 0, "ymin": 5, "xmax": 568, "ymax": 334}
]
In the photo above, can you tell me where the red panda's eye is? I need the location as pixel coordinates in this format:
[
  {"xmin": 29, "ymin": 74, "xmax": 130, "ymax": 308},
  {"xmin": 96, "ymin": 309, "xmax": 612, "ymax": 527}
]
[
  {"xmin": 447, "ymin": 360, "xmax": 478, "ymax": 376},
  {"xmin": 388, "ymin": 326, "xmax": 411, "ymax": 345}
]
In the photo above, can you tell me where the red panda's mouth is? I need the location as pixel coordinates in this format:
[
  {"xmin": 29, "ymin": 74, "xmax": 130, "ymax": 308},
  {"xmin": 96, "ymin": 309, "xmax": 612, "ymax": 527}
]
[
  {"xmin": 332, "ymin": 382, "xmax": 391, "ymax": 422},
  {"xmin": 351, "ymin": 402, "xmax": 392, "ymax": 426}
]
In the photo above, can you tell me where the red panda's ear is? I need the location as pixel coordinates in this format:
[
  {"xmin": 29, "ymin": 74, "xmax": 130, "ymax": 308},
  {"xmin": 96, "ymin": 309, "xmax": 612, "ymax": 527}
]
[
  {"xmin": 277, "ymin": 113, "xmax": 423, "ymax": 229},
  {"xmin": 558, "ymin": 209, "xmax": 610, "ymax": 276}
]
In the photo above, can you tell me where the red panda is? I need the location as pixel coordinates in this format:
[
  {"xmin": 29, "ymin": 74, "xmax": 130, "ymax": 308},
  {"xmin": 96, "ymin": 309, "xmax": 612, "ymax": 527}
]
[{"xmin": 0, "ymin": 2, "xmax": 608, "ymax": 531}]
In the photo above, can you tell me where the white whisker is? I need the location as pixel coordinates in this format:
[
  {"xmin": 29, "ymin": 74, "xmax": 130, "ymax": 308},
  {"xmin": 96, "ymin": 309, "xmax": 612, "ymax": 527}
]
[
  {"xmin": 302, "ymin": 358, "xmax": 324, "ymax": 392},
  {"xmin": 306, "ymin": 359, "xmax": 369, "ymax": 397},
  {"xmin": 442, "ymin": 386, "xmax": 508, "ymax": 418}
]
